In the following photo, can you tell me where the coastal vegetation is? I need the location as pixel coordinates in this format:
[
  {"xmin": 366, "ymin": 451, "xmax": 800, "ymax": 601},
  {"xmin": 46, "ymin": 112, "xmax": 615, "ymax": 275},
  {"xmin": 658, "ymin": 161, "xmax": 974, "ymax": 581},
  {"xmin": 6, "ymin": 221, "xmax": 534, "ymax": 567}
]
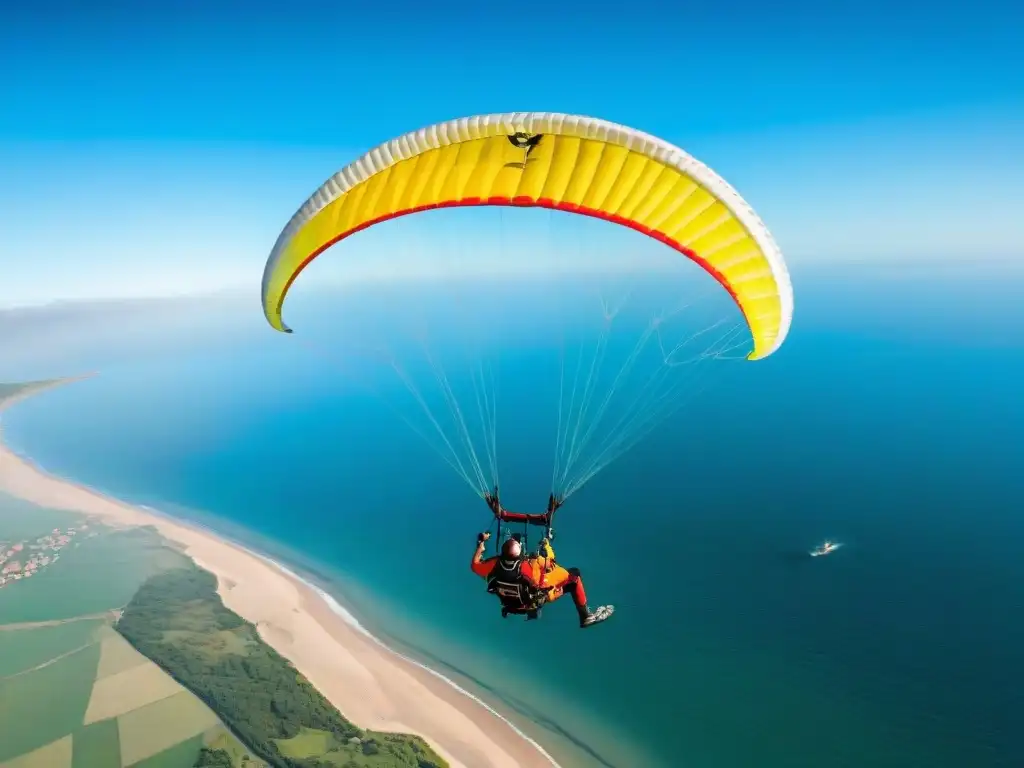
[{"xmin": 116, "ymin": 563, "xmax": 447, "ymax": 768}]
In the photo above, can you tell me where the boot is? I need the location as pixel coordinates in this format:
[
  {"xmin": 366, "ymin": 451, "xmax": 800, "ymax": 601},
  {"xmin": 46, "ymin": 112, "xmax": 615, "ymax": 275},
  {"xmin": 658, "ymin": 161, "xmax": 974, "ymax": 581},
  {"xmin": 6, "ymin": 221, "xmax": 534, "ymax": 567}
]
[{"xmin": 578, "ymin": 604, "xmax": 614, "ymax": 629}]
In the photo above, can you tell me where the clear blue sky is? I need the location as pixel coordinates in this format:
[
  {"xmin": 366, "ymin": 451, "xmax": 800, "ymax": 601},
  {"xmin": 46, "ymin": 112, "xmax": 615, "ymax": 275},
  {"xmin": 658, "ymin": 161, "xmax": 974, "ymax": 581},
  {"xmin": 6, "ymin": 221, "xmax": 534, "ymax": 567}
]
[{"xmin": 1, "ymin": 0, "xmax": 1021, "ymax": 306}]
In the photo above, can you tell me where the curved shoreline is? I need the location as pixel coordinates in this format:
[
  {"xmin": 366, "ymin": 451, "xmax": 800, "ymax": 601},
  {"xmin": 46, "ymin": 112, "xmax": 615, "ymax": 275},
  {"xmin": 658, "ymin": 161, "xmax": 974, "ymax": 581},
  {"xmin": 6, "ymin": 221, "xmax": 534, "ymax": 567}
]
[
  {"xmin": 139, "ymin": 503, "xmax": 562, "ymax": 766},
  {"xmin": 0, "ymin": 379, "xmax": 562, "ymax": 768}
]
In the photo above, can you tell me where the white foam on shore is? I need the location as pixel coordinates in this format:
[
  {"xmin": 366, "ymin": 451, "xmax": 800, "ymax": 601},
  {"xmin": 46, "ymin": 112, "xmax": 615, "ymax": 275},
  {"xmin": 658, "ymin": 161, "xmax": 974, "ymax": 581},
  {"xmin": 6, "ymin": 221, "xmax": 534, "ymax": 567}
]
[
  {"xmin": 137, "ymin": 505, "xmax": 562, "ymax": 767},
  {"xmin": 259, "ymin": 554, "xmax": 561, "ymax": 767}
]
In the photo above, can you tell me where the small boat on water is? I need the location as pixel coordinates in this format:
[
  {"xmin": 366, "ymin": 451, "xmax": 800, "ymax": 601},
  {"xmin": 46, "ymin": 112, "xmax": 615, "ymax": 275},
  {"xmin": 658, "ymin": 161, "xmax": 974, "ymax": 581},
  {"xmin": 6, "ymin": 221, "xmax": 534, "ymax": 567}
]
[{"xmin": 810, "ymin": 540, "xmax": 843, "ymax": 557}]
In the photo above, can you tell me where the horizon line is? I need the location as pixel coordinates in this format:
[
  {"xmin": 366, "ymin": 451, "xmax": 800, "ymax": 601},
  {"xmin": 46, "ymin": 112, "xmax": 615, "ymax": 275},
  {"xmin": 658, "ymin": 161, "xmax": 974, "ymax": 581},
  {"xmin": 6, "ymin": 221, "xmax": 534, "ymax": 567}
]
[{"xmin": 3, "ymin": 255, "xmax": 1024, "ymax": 313}]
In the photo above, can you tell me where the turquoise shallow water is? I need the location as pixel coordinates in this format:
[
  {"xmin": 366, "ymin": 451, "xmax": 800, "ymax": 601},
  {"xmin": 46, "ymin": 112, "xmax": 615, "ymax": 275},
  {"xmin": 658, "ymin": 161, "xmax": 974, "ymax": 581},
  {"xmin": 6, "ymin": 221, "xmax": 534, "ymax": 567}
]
[{"xmin": 3, "ymin": 270, "xmax": 1024, "ymax": 768}]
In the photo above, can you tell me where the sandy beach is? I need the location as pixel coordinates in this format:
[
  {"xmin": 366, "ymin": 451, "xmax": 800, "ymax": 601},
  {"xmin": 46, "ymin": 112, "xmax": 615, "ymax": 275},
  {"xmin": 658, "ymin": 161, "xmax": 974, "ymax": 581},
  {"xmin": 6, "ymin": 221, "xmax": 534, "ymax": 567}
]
[{"xmin": 0, "ymin": 379, "xmax": 559, "ymax": 768}]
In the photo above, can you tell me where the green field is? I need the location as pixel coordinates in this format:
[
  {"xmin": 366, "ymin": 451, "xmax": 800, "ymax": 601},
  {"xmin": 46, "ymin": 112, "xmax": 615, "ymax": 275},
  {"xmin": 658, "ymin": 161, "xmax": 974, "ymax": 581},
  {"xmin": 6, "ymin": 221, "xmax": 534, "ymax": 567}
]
[
  {"xmin": 0, "ymin": 619, "xmax": 106, "ymax": 678},
  {"xmin": 0, "ymin": 642, "xmax": 101, "ymax": 761},
  {"xmin": 71, "ymin": 719, "xmax": 121, "ymax": 768},
  {"xmin": 1, "ymin": 493, "xmax": 263, "ymax": 768},
  {"xmin": 274, "ymin": 727, "xmax": 337, "ymax": 759},
  {"xmin": 95, "ymin": 625, "xmax": 152, "ymax": 680},
  {"xmin": 119, "ymin": 691, "xmax": 222, "ymax": 766},
  {"xmin": 0, "ymin": 736, "xmax": 74, "ymax": 768},
  {"xmin": 201, "ymin": 727, "xmax": 263, "ymax": 768},
  {"xmin": 129, "ymin": 734, "xmax": 207, "ymax": 768},
  {"xmin": 275, "ymin": 728, "xmax": 446, "ymax": 768},
  {"xmin": 0, "ymin": 628, "xmax": 258, "ymax": 768}
]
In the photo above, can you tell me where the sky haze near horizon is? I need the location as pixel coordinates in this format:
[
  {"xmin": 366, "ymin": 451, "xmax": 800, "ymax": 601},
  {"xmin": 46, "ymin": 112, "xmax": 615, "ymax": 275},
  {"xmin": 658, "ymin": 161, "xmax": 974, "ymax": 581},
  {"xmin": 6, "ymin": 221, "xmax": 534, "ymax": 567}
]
[{"xmin": 1, "ymin": 0, "xmax": 1022, "ymax": 307}]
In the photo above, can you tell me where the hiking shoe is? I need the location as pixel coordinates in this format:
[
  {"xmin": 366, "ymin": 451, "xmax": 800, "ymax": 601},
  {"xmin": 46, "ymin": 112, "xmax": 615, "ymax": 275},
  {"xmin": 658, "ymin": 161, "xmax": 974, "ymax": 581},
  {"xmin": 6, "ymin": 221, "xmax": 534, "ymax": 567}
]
[{"xmin": 580, "ymin": 605, "xmax": 614, "ymax": 628}]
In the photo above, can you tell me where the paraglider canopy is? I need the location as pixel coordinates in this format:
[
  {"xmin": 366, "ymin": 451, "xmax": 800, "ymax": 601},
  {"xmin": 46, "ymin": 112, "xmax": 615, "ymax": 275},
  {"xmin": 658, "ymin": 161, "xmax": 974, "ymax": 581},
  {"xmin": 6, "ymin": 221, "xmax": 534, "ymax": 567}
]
[
  {"xmin": 261, "ymin": 112, "xmax": 793, "ymax": 361},
  {"xmin": 259, "ymin": 111, "xmax": 795, "ymax": 523}
]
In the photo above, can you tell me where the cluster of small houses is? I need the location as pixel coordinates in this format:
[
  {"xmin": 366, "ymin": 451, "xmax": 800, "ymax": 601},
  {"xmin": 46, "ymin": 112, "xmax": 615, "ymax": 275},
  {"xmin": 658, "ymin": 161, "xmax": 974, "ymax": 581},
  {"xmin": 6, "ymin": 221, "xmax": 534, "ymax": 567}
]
[{"xmin": 0, "ymin": 524, "xmax": 88, "ymax": 589}]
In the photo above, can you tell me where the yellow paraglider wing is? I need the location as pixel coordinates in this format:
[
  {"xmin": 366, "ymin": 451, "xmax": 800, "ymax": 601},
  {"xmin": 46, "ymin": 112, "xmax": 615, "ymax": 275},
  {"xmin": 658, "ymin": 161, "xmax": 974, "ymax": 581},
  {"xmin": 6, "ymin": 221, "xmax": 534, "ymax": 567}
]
[{"xmin": 261, "ymin": 113, "xmax": 793, "ymax": 360}]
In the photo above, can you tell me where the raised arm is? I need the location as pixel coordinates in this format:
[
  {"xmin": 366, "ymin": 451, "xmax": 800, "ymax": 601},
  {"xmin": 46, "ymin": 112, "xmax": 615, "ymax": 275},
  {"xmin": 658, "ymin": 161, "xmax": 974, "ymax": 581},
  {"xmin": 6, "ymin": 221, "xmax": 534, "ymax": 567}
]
[{"xmin": 471, "ymin": 532, "xmax": 493, "ymax": 578}]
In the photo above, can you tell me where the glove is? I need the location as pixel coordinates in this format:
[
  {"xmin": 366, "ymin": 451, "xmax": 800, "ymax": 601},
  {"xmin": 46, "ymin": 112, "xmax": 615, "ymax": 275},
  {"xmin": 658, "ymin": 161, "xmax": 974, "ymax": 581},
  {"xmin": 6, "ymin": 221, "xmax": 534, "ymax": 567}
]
[{"xmin": 477, "ymin": 531, "xmax": 491, "ymax": 544}]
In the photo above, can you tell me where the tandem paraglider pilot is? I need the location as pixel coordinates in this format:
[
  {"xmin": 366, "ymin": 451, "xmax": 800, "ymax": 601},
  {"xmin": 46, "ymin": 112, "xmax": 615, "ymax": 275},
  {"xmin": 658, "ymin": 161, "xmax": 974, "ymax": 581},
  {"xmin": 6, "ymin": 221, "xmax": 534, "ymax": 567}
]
[
  {"xmin": 261, "ymin": 112, "xmax": 794, "ymax": 632},
  {"xmin": 471, "ymin": 527, "xmax": 613, "ymax": 629}
]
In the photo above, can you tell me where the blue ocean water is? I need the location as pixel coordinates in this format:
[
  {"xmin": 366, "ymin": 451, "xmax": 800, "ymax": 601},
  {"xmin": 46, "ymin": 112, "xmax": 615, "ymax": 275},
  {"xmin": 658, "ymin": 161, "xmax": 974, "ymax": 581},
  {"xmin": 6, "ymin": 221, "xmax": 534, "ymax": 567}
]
[{"xmin": 4, "ymin": 268, "xmax": 1024, "ymax": 768}]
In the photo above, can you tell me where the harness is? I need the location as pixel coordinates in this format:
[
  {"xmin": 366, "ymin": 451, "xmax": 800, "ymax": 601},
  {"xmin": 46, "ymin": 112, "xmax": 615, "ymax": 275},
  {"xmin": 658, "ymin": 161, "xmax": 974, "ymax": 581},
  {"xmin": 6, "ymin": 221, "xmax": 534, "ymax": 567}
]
[
  {"xmin": 486, "ymin": 557, "xmax": 548, "ymax": 620},
  {"xmin": 481, "ymin": 486, "xmax": 564, "ymax": 620}
]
